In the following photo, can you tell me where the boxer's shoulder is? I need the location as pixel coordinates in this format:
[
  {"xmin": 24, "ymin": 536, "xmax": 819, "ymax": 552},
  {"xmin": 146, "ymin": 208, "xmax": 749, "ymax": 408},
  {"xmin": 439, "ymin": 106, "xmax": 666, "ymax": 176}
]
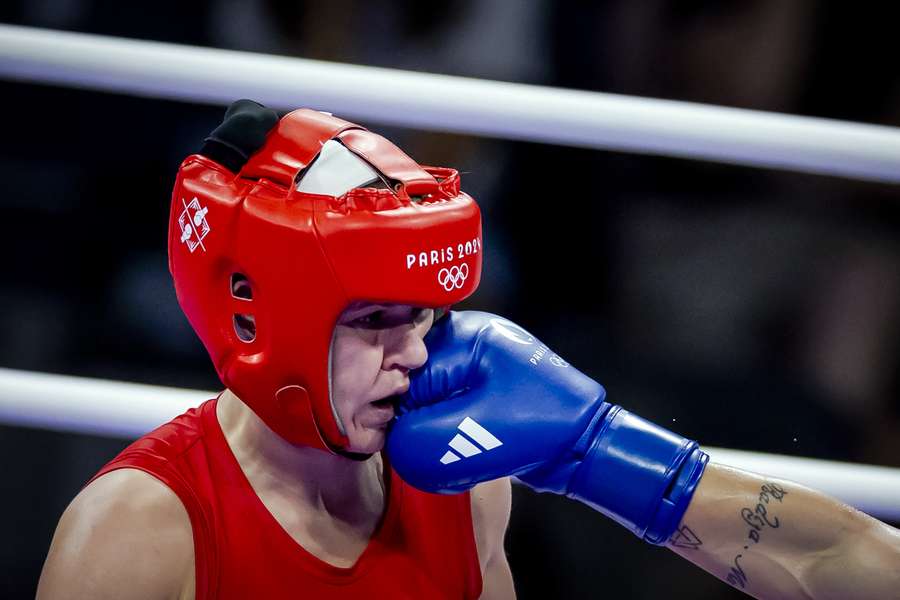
[{"xmin": 38, "ymin": 468, "xmax": 194, "ymax": 600}]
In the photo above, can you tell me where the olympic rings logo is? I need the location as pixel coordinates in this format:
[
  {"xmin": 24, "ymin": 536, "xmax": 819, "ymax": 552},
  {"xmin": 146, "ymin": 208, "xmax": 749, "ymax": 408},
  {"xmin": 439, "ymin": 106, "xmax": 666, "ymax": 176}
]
[
  {"xmin": 550, "ymin": 355, "xmax": 569, "ymax": 368},
  {"xmin": 437, "ymin": 263, "xmax": 469, "ymax": 291}
]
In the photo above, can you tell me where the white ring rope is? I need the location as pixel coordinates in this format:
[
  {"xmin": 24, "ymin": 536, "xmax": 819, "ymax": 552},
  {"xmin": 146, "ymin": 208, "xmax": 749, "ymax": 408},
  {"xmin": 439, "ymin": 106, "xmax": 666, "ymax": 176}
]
[
  {"xmin": 1, "ymin": 24, "xmax": 900, "ymax": 184},
  {"xmin": 0, "ymin": 367, "xmax": 206, "ymax": 439},
  {"xmin": 2, "ymin": 367, "xmax": 899, "ymax": 521}
]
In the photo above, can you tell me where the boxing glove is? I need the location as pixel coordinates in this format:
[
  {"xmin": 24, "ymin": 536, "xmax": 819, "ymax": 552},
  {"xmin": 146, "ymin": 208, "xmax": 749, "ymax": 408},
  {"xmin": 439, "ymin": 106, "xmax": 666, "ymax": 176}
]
[{"xmin": 386, "ymin": 311, "xmax": 708, "ymax": 545}]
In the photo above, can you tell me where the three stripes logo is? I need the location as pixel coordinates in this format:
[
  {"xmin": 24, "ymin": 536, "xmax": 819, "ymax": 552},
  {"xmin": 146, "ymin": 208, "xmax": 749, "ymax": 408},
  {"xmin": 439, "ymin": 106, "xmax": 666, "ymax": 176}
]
[{"xmin": 440, "ymin": 417, "xmax": 503, "ymax": 465}]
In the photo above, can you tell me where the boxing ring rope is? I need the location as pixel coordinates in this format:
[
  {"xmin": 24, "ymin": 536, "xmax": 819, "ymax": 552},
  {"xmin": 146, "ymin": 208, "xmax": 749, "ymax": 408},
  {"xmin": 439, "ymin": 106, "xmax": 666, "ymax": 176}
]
[
  {"xmin": 2, "ymin": 24, "xmax": 900, "ymax": 183},
  {"xmin": 2, "ymin": 367, "xmax": 900, "ymax": 522},
  {"xmin": 2, "ymin": 26, "xmax": 900, "ymax": 522}
]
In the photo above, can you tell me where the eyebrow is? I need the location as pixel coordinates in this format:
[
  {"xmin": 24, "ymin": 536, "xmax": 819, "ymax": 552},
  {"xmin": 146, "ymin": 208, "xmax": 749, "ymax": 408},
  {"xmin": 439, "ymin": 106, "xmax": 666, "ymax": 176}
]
[{"xmin": 340, "ymin": 305, "xmax": 428, "ymax": 328}]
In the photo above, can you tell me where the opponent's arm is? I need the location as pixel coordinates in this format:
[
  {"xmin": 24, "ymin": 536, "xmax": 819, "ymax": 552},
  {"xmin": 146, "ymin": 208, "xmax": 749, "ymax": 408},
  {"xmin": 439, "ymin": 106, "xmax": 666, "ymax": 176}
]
[
  {"xmin": 37, "ymin": 469, "xmax": 194, "ymax": 600},
  {"xmin": 669, "ymin": 462, "xmax": 900, "ymax": 600},
  {"xmin": 471, "ymin": 477, "xmax": 516, "ymax": 600}
]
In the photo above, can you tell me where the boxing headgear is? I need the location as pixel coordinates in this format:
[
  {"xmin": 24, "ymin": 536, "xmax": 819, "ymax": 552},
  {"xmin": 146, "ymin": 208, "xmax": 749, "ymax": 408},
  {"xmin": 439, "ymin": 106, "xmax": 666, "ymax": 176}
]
[{"xmin": 168, "ymin": 104, "xmax": 482, "ymax": 451}]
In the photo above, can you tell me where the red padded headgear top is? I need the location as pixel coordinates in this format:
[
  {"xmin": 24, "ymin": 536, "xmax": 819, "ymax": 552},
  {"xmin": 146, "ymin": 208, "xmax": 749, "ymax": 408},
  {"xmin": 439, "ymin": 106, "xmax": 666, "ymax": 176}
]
[{"xmin": 168, "ymin": 109, "xmax": 482, "ymax": 451}]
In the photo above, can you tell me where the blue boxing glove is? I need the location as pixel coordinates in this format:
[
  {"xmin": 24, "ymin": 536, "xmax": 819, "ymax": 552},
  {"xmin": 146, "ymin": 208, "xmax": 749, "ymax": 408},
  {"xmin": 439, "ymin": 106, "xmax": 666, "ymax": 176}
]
[{"xmin": 386, "ymin": 311, "xmax": 708, "ymax": 545}]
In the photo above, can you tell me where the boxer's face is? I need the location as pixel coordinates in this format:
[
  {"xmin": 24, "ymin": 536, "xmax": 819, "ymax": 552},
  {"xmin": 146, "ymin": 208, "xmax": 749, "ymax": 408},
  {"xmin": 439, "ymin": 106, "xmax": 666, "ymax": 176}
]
[{"xmin": 331, "ymin": 303, "xmax": 434, "ymax": 454}]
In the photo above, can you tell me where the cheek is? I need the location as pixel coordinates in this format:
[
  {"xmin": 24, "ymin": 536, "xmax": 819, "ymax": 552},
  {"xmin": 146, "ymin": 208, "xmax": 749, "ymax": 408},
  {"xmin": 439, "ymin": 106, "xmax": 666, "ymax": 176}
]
[{"xmin": 331, "ymin": 328, "xmax": 384, "ymax": 406}]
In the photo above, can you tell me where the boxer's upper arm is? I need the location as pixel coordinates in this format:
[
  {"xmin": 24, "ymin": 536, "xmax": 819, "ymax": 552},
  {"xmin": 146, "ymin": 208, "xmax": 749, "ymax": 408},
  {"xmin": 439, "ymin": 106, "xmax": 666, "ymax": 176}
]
[
  {"xmin": 471, "ymin": 477, "xmax": 516, "ymax": 600},
  {"xmin": 37, "ymin": 468, "xmax": 194, "ymax": 600}
]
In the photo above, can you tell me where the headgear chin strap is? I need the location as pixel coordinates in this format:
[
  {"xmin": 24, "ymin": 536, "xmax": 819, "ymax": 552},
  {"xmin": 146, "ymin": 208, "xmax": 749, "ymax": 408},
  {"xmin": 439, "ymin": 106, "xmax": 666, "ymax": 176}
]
[{"xmin": 169, "ymin": 102, "xmax": 482, "ymax": 452}]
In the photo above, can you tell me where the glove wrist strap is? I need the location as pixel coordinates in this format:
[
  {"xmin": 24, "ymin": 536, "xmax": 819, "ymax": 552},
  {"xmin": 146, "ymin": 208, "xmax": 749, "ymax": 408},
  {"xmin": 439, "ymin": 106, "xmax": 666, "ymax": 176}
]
[{"xmin": 569, "ymin": 406, "xmax": 709, "ymax": 545}]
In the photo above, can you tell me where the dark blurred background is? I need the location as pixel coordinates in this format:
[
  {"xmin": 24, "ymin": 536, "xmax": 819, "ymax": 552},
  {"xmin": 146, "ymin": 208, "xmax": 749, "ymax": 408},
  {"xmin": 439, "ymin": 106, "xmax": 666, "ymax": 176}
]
[{"xmin": 2, "ymin": 1, "xmax": 899, "ymax": 598}]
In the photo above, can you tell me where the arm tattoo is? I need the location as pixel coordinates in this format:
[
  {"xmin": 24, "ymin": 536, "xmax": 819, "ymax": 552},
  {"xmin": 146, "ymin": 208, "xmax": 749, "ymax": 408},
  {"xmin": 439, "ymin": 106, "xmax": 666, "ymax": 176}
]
[
  {"xmin": 725, "ymin": 482, "xmax": 788, "ymax": 589},
  {"xmin": 726, "ymin": 555, "xmax": 748, "ymax": 589},
  {"xmin": 669, "ymin": 524, "xmax": 703, "ymax": 550}
]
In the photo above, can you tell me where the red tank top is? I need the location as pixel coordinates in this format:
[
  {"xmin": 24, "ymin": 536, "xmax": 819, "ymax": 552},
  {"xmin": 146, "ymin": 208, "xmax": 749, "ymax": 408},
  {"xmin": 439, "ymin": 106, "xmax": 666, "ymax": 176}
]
[{"xmin": 90, "ymin": 398, "xmax": 483, "ymax": 599}]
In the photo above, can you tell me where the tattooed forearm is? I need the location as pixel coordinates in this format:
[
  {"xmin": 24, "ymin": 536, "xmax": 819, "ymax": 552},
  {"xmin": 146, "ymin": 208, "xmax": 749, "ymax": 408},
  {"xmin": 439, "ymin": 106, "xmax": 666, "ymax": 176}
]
[
  {"xmin": 669, "ymin": 525, "xmax": 703, "ymax": 550},
  {"xmin": 725, "ymin": 482, "xmax": 789, "ymax": 589}
]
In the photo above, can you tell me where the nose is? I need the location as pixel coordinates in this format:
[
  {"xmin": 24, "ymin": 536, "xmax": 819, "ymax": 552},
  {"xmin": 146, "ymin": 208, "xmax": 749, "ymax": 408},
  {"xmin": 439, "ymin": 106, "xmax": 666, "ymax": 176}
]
[{"xmin": 382, "ymin": 324, "xmax": 429, "ymax": 372}]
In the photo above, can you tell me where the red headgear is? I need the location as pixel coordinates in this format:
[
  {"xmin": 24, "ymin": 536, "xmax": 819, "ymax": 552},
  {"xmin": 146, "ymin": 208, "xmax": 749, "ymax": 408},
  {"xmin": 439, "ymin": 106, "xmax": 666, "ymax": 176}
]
[{"xmin": 168, "ymin": 108, "xmax": 482, "ymax": 451}]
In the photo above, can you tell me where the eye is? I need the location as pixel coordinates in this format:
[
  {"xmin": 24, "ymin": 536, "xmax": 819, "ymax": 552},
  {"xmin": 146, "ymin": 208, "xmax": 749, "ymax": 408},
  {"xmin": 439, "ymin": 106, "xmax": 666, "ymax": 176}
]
[
  {"xmin": 352, "ymin": 310, "xmax": 385, "ymax": 328},
  {"xmin": 345, "ymin": 306, "xmax": 430, "ymax": 329}
]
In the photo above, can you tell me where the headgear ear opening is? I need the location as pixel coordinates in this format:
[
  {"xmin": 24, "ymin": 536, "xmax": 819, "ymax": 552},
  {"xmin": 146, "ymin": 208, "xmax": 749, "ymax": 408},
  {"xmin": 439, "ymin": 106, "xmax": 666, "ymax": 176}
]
[
  {"xmin": 230, "ymin": 274, "xmax": 255, "ymax": 342},
  {"xmin": 230, "ymin": 273, "xmax": 253, "ymax": 300}
]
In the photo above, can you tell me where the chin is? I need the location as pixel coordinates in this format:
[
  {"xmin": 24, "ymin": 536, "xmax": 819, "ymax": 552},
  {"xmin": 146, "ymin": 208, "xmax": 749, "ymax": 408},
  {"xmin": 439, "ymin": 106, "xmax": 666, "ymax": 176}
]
[{"xmin": 346, "ymin": 429, "xmax": 387, "ymax": 455}]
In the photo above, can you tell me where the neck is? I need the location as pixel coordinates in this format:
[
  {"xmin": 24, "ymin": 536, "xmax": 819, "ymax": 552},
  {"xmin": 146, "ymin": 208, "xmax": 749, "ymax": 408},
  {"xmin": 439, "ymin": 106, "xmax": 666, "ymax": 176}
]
[{"xmin": 216, "ymin": 389, "xmax": 385, "ymax": 522}]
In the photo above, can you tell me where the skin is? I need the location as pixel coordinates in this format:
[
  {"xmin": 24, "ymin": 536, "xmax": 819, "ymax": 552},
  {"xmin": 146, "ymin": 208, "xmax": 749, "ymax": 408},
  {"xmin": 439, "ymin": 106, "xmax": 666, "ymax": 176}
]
[
  {"xmin": 668, "ymin": 462, "xmax": 900, "ymax": 599},
  {"xmin": 37, "ymin": 303, "xmax": 515, "ymax": 600}
]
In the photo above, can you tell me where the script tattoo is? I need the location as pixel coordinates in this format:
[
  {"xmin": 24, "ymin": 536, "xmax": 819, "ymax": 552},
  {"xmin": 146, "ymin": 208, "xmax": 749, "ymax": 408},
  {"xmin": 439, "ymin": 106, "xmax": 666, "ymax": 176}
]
[
  {"xmin": 669, "ymin": 524, "xmax": 703, "ymax": 550},
  {"xmin": 725, "ymin": 482, "xmax": 788, "ymax": 589},
  {"xmin": 726, "ymin": 554, "xmax": 747, "ymax": 589}
]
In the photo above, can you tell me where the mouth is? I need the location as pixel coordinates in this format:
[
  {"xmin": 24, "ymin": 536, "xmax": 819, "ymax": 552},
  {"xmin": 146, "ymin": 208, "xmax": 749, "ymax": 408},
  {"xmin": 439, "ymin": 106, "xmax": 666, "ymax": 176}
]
[
  {"xmin": 370, "ymin": 396, "xmax": 394, "ymax": 410},
  {"xmin": 365, "ymin": 395, "xmax": 398, "ymax": 427}
]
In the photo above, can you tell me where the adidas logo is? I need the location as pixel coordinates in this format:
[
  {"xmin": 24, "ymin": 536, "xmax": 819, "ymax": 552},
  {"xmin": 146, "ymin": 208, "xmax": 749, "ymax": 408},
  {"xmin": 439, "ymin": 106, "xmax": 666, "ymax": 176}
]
[{"xmin": 440, "ymin": 417, "xmax": 503, "ymax": 465}]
